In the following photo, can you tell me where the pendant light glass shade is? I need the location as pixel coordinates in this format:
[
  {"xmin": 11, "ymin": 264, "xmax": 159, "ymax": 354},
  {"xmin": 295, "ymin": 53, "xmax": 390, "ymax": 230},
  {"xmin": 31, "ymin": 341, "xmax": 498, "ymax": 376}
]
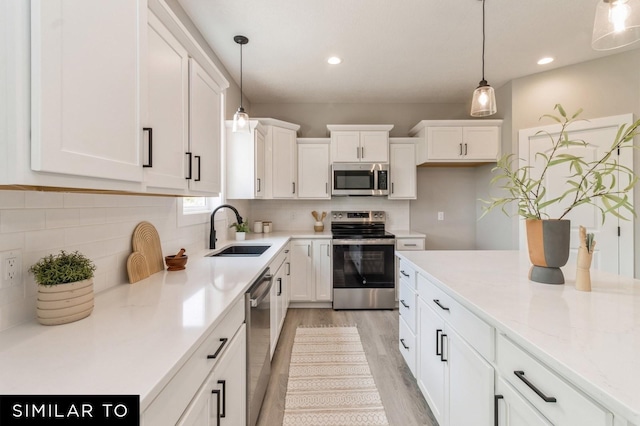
[
  {"xmin": 232, "ymin": 35, "xmax": 250, "ymax": 133},
  {"xmin": 470, "ymin": 0, "xmax": 497, "ymax": 117},
  {"xmin": 471, "ymin": 80, "xmax": 497, "ymax": 117},
  {"xmin": 592, "ymin": 0, "xmax": 640, "ymax": 50},
  {"xmin": 232, "ymin": 107, "xmax": 250, "ymax": 133}
]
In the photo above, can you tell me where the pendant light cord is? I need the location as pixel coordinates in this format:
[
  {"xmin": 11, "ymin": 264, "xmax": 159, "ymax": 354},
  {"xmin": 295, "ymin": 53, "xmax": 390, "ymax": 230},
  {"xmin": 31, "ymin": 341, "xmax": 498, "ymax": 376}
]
[
  {"xmin": 481, "ymin": 0, "xmax": 486, "ymax": 81},
  {"xmin": 239, "ymin": 43, "xmax": 244, "ymax": 109}
]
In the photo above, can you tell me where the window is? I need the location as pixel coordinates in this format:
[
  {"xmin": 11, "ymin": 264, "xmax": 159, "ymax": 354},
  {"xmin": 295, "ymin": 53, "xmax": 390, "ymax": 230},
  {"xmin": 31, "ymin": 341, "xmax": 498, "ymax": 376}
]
[{"xmin": 177, "ymin": 196, "xmax": 222, "ymax": 227}]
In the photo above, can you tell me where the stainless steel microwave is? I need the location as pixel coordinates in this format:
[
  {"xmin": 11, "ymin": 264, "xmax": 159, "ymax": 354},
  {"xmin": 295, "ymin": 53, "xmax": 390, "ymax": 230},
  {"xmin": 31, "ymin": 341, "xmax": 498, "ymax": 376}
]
[{"xmin": 331, "ymin": 163, "xmax": 389, "ymax": 196}]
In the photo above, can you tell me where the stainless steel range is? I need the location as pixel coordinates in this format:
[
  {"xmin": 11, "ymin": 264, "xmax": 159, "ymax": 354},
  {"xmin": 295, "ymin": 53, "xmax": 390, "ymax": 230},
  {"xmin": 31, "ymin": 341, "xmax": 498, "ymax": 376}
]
[{"xmin": 331, "ymin": 211, "xmax": 396, "ymax": 310}]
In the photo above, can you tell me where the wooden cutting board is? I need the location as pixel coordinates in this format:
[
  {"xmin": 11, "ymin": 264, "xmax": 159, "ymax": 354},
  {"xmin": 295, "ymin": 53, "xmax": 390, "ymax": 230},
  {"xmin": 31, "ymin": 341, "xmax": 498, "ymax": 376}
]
[
  {"xmin": 126, "ymin": 251, "xmax": 150, "ymax": 284},
  {"xmin": 131, "ymin": 221, "xmax": 164, "ymax": 275}
]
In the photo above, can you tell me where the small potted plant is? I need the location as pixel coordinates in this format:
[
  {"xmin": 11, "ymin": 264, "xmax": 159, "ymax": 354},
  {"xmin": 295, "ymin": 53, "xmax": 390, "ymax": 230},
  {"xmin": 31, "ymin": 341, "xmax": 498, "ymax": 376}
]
[
  {"xmin": 482, "ymin": 105, "xmax": 640, "ymax": 284},
  {"xmin": 29, "ymin": 250, "xmax": 96, "ymax": 325},
  {"xmin": 229, "ymin": 221, "xmax": 250, "ymax": 241}
]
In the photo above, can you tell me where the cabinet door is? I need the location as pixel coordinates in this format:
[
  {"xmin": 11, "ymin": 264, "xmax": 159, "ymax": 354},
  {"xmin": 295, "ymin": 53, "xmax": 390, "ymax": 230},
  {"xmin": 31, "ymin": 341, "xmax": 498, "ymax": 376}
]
[
  {"xmin": 360, "ymin": 131, "xmax": 389, "ymax": 162},
  {"xmin": 427, "ymin": 127, "xmax": 464, "ymax": 160},
  {"xmin": 178, "ymin": 326, "xmax": 246, "ymax": 426},
  {"xmin": 389, "ymin": 143, "xmax": 416, "ymax": 199},
  {"xmin": 189, "ymin": 59, "xmax": 223, "ymax": 194},
  {"xmin": 331, "ymin": 131, "xmax": 361, "ymax": 162},
  {"xmin": 270, "ymin": 265, "xmax": 285, "ymax": 359},
  {"xmin": 298, "ymin": 144, "xmax": 330, "ymax": 199},
  {"xmin": 271, "ymin": 127, "xmax": 297, "ymax": 198},
  {"xmin": 495, "ymin": 378, "xmax": 552, "ymax": 426},
  {"xmin": 289, "ymin": 240, "xmax": 313, "ymax": 301},
  {"xmin": 313, "ymin": 239, "xmax": 332, "ymax": 301},
  {"xmin": 145, "ymin": 13, "xmax": 189, "ymax": 190},
  {"xmin": 255, "ymin": 130, "xmax": 266, "ymax": 198},
  {"xmin": 31, "ymin": 0, "xmax": 144, "ymax": 182},
  {"xmin": 463, "ymin": 127, "xmax": 500, "ymax": 160},
  {"xmin": 448, "ymin": 327, "xmax": 495, "ymax": 426},
  {"xmin": 417, "ymin": 297, "xmax": 447, "ymax": 425}
]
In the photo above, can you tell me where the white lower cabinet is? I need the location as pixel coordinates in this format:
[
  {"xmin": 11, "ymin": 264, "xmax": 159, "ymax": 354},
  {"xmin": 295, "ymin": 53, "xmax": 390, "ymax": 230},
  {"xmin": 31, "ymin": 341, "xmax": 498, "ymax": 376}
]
[
  {"xmin": 495, "ymin": 377, "xmax": 552, "ymax": 426},
  {"xmin": 143, "ymin": 298, "xmax": 245, "ymax": 426},
  {"xmin": 177, "ymin": 324, "xmax": 246, "ymax": 426},
  {"xmin": 289, "ymin": 239, "xmax": 331, "ymax": 303},
  {"xmin": 270, "ymin": 246, "xmax": 290, "ymax": 359},
  {"xmin": 414, "ymin": 272, "xmax": 495, "ymax": 426}
]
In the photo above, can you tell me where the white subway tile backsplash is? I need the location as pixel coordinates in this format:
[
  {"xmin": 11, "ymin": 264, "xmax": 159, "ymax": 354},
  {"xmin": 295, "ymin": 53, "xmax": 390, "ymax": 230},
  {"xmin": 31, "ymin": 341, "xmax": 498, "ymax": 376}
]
[
  {"xmin": 1, "ymin": 210, "xmax": 46, "ymax": 233},
  {"xmin": 0, "ymin": 192, "xmax": 205, "ymax": 331}
]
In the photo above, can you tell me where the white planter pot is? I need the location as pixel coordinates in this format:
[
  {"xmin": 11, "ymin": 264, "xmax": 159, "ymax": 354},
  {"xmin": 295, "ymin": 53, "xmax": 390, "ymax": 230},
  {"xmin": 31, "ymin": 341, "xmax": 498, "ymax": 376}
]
[
  {"xmin": 36, "ymin": 278, "xmax": 94, "ymax": 325},
  {"xmin": 236, "ymin": 232, "xmax": 246, "ymax": 241}
]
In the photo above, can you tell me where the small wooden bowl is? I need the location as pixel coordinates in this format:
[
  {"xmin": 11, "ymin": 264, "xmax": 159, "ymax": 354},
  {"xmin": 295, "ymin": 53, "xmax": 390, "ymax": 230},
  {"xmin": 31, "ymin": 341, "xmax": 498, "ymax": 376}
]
[{"xmin": 165, "ymin": 255, "xmax": 188, "ymax": 271}]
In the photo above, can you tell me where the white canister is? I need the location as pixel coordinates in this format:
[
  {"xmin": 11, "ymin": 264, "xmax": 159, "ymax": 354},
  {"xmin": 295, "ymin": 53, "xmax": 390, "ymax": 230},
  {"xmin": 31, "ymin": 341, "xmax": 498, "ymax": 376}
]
[
  {"xmin": 263, "ymin": 221, "xmax": 272, "ymax": 233},
  {"xmin": 254, "ymin": 221, "xmax": 263, "ymax": 233}
]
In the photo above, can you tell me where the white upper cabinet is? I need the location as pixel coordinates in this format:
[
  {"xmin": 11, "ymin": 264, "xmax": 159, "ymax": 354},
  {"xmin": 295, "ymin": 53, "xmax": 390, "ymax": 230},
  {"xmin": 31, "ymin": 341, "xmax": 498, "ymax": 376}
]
[
  {"xmin": 31, "ymin": 0, "xmax": 145, "ymax": 182},
  {"xmin": 328, "ymin": 125, "xmax": 393, "ymax": 163},
  {"xmin": 389, "ymin": 139, "xmax": 417, "ymax": 199},
  {"xmin": 410, "ymin": 120, "xmax": 502, "ymax": 165},
  {"xmin": 144, "ymin": 12, "xmax": 189, "ymax": 191},
  {"xmin": 269, "ymin": 124, "xmax": 298, "ymax": 198},
  {"xmin": 226, "ymin": 121, "xmax": 266, "ymax": 199},
  {"xmin": 297, "ymin": 139, "xmax": 330, "ymax": 199},
  {"xmin": 187, "ymin": 59, "xmax": 223, "ymax": 194}
]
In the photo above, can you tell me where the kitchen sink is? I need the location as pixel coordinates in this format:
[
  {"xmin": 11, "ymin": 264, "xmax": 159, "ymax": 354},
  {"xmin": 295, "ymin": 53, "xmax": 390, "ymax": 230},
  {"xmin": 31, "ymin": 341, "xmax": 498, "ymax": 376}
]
[{"xmin": 206, "ymin": 245, "xmax": 271, "ymax": 257}]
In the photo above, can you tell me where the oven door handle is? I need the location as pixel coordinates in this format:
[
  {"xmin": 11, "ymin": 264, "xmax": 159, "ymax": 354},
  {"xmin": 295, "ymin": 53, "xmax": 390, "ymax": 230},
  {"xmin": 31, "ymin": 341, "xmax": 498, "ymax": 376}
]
[{"xmin": 332, "ymin": 239, "xmax": 396, "ymax": 245}]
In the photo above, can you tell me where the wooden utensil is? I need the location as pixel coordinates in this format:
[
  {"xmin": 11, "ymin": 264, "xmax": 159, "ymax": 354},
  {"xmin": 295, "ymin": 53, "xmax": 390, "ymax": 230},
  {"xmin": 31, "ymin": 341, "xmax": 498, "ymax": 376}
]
[
  {"xmin": 127, "ymin": 251, "xmax": 150, "ymax": 283},
  {"xmin": 132, "ymin": 221, "xmax": 164, "ymax": 275},
  {"xmin": 175, "ymin": 248, "xmax": 186, "ymax": 258}
]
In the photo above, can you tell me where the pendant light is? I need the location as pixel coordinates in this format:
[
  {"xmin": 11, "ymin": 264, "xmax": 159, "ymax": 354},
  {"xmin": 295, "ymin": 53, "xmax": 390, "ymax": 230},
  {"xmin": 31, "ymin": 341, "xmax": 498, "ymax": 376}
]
[
  {"xmin": 592, "ymin": 0, "xmax": 640, "ymax": 50},
  {"xmin": 232, "ymin": 35, "xmax": 250, "ymax": 133},
  {"xmin": 470, "ymin": 0, "xmax": 497, "ymax": 117}
]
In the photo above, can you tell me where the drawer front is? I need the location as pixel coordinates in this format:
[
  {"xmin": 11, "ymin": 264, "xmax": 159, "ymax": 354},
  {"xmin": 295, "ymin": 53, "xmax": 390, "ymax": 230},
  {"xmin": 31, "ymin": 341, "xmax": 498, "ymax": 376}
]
[
  {"xmin": 417, "ymin": 273, "xmax": 493, "ymax": 361},
  {"xmin": 398, "ymin": 258, "xmax": 416, "ymax": 290},
  {"xmin": 398, "ymin": 280, "xmax": 417, "ymax": 333},
  {"xmin": 495, "ymin": 377, "xmax": 553, "ymax": 426},
  {"xmin": 396, "ymin": 238, "xmax": 425, "ymax": 250},
  {"xmin": 496, "ymin": 334, "xmax": 612, "ymax": 426},
  {"xmin": 270, "ymin": 246, "xmax": 288, "ymax": 272},
  {"xmin": 144, "ymin": 298, "xmax": 245, "ymax": 426},
  {"xmin": 399, "ymin": 316, "xmax": 416, "ymax": 377}
]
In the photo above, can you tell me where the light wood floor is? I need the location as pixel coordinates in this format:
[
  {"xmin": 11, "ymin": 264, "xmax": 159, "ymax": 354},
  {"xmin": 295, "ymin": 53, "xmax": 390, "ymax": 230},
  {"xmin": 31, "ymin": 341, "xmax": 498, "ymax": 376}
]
[{"xmin": 256, "ymin": 308, "xmax": 438, "ymax": 426}]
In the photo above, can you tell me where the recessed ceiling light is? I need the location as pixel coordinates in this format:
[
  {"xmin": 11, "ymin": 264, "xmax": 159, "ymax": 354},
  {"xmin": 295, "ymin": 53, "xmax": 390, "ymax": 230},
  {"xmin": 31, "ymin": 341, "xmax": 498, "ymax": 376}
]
[
  {"xmin": 537, "ymin": 57, "xmax": 554, "ymax": 65},
  {"xmin": 327, "ymin": 56, "xmax": 342, "ymax": 65}
]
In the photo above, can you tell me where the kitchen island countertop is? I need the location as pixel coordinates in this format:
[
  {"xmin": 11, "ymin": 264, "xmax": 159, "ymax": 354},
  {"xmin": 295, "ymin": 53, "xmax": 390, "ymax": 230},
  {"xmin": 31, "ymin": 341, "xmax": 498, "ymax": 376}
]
[{"xmin": 396, "ymin": 249, "xmax": 640, "ymax": 424}]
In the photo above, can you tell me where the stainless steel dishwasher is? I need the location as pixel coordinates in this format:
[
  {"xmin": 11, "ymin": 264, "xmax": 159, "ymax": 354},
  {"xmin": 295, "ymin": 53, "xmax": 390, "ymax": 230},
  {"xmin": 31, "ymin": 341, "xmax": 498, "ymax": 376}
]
[{"xmin": 245, "ymin": 268, "xmax": 272, "ymax": 426}]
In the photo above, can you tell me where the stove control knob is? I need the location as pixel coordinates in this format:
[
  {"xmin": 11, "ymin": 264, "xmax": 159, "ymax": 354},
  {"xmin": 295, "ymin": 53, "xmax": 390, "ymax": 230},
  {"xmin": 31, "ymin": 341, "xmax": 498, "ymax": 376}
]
[{"xmin": 338, "ymin": 213, "xmax": 343, "ymax": 218}]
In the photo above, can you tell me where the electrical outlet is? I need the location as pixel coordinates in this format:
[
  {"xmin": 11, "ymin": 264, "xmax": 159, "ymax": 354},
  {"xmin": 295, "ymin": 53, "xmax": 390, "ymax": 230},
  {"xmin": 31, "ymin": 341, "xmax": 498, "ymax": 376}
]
[
  {"xmin": 438, "ymin": 212, "xmax": 445, "ymax": 221},
  {"xmin": 0, "ymin": 250, "xmax": 22, "ymax": 288}
]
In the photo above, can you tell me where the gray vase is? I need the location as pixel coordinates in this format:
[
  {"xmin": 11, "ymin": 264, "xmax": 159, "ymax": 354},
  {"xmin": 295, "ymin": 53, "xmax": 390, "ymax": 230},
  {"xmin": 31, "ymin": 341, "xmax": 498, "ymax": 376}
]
[{"xmin": 525, "ymin": 219, "xmax": 571, "ymax": 284}]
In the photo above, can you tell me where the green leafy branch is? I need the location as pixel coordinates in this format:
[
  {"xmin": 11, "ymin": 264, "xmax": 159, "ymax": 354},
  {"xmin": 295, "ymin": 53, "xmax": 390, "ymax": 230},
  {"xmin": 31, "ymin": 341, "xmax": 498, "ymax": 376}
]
[{"xmin": 29, "ymin": 250, "xmax": 96, "ymax": 286}]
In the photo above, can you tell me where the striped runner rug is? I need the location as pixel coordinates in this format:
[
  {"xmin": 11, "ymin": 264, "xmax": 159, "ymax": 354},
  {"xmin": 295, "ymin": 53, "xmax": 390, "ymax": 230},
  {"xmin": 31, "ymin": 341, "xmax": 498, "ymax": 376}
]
[{"xmin": 282, "ymin": 325, "xmax": 389, "ymax": 426}]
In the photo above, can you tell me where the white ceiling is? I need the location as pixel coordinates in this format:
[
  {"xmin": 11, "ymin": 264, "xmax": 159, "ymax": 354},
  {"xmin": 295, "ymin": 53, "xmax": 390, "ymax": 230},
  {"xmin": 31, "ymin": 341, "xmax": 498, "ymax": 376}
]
[{"xmin": 176, "ymin": 0, "xmax": 640, "ymax": 104}]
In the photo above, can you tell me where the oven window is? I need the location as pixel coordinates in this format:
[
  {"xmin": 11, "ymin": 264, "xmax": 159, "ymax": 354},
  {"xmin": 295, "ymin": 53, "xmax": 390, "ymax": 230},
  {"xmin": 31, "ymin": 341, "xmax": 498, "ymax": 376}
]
[
  {"xmin": 333, "ymin": 244, "xmax": 395, "ymax": 288},
  {"xmin": 334, "ymin": 170, "xmax": 374, "ymax": 190}
]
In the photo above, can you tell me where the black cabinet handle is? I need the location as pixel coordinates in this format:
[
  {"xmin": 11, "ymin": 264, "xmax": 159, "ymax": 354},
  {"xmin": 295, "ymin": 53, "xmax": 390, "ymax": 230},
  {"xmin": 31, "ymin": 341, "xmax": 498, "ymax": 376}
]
[
  {"xmin": 292, "ymin": 182, "xmax": 296, "ymax": 194},
  {"xmin": 464, "ymin": 143, "xmax": 468, "ymax": 155},
  {"xmin": 195, "ymin": 155, "xmax": 201, "ymax": 182},
  {"xmin": 440, "ymin": 333, "xmax": 447, "ymax": 362},
  {"xmin": 143, "ymin": 127, "xmax": 153, "ymax": 167},
  {"xmin": 494, "ymin": 395, "xmax": 503, "ymax": 426},
  {"xmin": 514, "ymin": 370, "xmax": 557, "ymax": 403},
  {"xmin": 211, "ymin": 389, "xmax": 221, "ymax": 426},
  {"xmin": 217, "ymin": 380, "xmax": 226, "ymax": 418},
  {"xmin": 400, "ymin": 270, "xmax": 410, "ymax": 277},
  {"xmin": 400, "ymin": 338, "xmax": 409, "ymax": 350},
  {"xmin": 277, "ymin": 277, "xmax": 282, "ymax": 296},
  {"xmin": 400, "ymin": 299, "xmax": 409, "ymax": 309},
  {"xmin": 433, "ymin": 299, "xmax": 450, "ymax": 311},
  {"xmin": 185, "ymin": 152, "xmax": 193, "ymax": 180},
  {"xmin": 435, "ymin": 329, "xmax": 442, "ymax": 356},
  {"xmin": 257, "ymin": 178, "xmax": 261, "ymax": 192},
  {"xmin": 286, "ymin": 262, "xmax": 290, "ymax": 276},
  {"xmin": 207, "ymin": 338, "xmax": 228, "ymax": 359},
  {"xmin": 391, "ymin": 182, "xmax": 394, "ymax": 194},
  {"xmin": 459, "ymin": 143, "xmax": 463, "ymax": 156},
  {"xmin": 326, "ymin": 182, "xmax": 328, "ymax": 194}
]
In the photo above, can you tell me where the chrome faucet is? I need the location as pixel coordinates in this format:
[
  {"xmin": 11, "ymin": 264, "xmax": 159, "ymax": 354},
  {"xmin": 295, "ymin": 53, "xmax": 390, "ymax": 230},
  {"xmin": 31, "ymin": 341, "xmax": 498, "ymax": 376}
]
[{"xmin": 210, "ymin": 204, "xmax": 244, "ymax": 249}]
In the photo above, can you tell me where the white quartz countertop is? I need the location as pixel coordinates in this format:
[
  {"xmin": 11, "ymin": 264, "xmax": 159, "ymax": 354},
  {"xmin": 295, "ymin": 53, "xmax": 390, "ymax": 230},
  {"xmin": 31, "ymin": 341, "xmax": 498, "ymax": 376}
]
[
  {"xmin": 388, "ymin": 229, "xmax": 426, "ymax": 238},
  {"xmin": 396, "ymin": 250, "xmax": 640, "ymax": 424},
  {"xmin": 0, "ymin": 235, "xmax": 294, "ymax": 411}
]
